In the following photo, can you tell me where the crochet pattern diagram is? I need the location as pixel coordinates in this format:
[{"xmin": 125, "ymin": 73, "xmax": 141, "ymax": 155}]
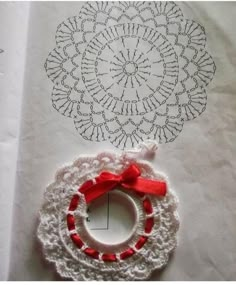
[{"xmin": 45, "ymin": 1, "xmax": 216, "ymax": 149}]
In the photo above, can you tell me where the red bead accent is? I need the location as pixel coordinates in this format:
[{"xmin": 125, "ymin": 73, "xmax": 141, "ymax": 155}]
[
  {"xmin": 145, "ymin": 217, "xmax": 154, "ymax": 233},
  {"xmin": 120, "ymin": 248, "xmax": 135, "ymax": 260},
  {"xmin": 84, "ymin": 248, "xmax": 100, "ymax": 259},
  {"xmin": 70, "ymin": 233, "xmax": 84, "ymax": 248},
  {"xmin": 69, "ymin": 194, "xmax": 79, "ymax": 211},
  {"xmin": 67, "ymin": 214, "xmax": 75, "ymax": 231},
  {"xmin": 143, "ymin": 198, "xmax": 153, "ymax": 214},
  {"xmin": 102, "ymin": 253, "xmax": 117, "ymax": 262},
  {"xmin": 135, "ymin": 236, "xmax": 148, "ymax": 249}
]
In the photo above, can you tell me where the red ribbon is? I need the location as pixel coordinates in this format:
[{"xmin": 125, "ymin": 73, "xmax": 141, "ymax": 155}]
[{"xmin": 79, "ymin": 164, "xmax": 167, "ymax": 203}]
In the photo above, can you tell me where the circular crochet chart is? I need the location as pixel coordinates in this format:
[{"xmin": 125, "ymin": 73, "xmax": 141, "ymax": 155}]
[
  {"xmin": 37, "ymin": 150, "xmax": 179, "ymax": 281},
  {"xmin": 81, "ymin": 23, "xmax": 179, "ymax": 115},
  {"xmin": 45, "ymin": 1, "xmax": 216, "ymax": 149}
]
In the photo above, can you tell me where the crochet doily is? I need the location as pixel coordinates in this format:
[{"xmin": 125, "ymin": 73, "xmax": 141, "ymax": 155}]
[
  {"xmin": 37, "ymin": 145, "xmax": 179, "ymax": 281},
  {"xmin": 45, "ymin": 1, "xmax": 216, "ymax": 149}
]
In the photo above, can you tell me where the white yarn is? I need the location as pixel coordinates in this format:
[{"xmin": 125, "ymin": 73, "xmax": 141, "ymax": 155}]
[
  {"xmin": 123, "ymin": 140, "xmax": 158, "ymax": 160},
  {"xmin": 37, "ymin": 149, "xmax": 179, "ymax": 281}
]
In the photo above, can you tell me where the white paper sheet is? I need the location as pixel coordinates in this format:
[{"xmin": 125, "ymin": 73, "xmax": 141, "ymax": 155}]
[
  {"xmin": 0, "ymin": 2, "xmax": 30, "ymax": 280},
  {"xmin": 0, "ymin": 1, "xmax": 236, "ymax": 281}
]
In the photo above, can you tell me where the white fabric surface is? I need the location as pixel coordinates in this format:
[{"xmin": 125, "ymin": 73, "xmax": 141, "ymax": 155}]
[{"xmin": 0, "ymin": 1, "xmax": 236, "ymax": 281}]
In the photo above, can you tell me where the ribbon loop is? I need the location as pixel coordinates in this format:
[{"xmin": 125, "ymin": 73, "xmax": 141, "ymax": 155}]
[
  {"xmin": 79, "ymin": 164, "xmax": 166, "ymax": 204},
  {"xmin": 120, "ymin": 164, "xmax": 141, "ymax": 182},
  {"xmin": 96, "ymin": 172, "xmax": 121, "ymax": 183}
]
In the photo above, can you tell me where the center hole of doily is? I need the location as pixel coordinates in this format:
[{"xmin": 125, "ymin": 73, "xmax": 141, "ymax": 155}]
[
  {"xmin": 85, "ymin": 190, "xmax": 137, "ymax": 245},
  {"xmin": 123, "ymin": 61, "xmax": 138, "ymax": 75}
]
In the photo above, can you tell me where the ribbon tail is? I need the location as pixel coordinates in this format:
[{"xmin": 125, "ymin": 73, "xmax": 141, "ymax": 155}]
[
  {"xmin": 122, "ymin": 177, "xmax": 167, "ymax": 196},
  {"xmin": 80, "ymin": 180, "xmax": 118, "ymax": 204}
]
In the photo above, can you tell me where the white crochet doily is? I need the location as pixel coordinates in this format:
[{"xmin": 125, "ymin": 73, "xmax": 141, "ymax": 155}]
[{"xmin": 37, "ymin": 146, "xmax": 179, "ymax": 281}]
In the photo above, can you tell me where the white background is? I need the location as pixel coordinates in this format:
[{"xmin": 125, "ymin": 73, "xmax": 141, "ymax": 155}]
[{"xmin": 0, "ymin": 1, "xmax": 236, "ymax": 281}]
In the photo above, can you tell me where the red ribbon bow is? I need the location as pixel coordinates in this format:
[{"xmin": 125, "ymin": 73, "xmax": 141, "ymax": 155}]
[{"xmin": 79, "ymin": 164, "xmax": 167, "ymax": 203}]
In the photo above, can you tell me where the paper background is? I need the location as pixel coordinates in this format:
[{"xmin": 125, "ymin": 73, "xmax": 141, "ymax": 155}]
[
  {"xmin": 0, "ymin": 2, "xmax": 30, "ymax": 280},
  {"xmin": 0, "ymin": 1, "xmax": 236, "ymax": 281}
]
